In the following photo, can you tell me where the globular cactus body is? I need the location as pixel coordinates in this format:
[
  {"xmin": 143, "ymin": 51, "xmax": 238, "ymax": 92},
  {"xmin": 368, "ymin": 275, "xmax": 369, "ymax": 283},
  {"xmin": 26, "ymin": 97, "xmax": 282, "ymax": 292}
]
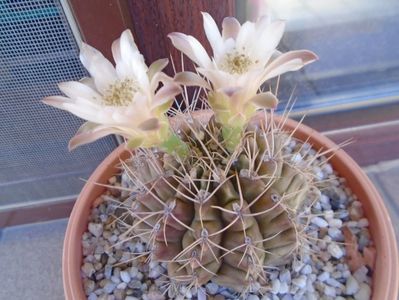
[{"xmin": 128, "ymin": 114, "xmax": 318, "ymax": 293}]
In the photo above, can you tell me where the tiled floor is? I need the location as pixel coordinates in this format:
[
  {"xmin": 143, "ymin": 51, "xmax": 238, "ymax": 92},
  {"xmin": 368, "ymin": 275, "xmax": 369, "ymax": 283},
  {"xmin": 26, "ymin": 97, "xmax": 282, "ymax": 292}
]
[
  {"xmin": 0, "ymin": 219, "xmax": 67, "ymax": 300},
  {"xmin": 364, "ymin": 159, "xmax": 399, "ymax": 243},
  {"xmin": 0, "ymin": 162, "xmax": 398, "ymax": 300}
]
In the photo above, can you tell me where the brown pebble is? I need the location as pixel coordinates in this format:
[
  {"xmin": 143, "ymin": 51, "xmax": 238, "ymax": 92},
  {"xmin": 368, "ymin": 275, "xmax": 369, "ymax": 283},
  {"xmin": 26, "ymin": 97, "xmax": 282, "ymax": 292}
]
[
  {"xmin": 92, "ymin": 197, "xmax": 103, "ymax": 208},
  {"xmin": 349, "ymin": 204, "xmax": 363, "ymax": 221},
  {"xmin": 108, "ymin": 176, "xmax": 117, "ymax": 184},
  {"xmin": 343, "ymin": 226, "xmax": 365, "ymax": 271},
  {"xmin": 363, "ymin": 246, "xmax": 376, "ymax": 269}
]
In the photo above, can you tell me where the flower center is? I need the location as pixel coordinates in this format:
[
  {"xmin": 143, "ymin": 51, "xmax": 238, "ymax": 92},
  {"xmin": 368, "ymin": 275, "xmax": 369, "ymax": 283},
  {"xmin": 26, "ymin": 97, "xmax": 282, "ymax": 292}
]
[
  {"xmin": 221, "ymin": 51, "xmax": 253, "ymax": 74},
  {"xmin": 103, "ymin": 78, "xmax": 137, "ymax": 106}
]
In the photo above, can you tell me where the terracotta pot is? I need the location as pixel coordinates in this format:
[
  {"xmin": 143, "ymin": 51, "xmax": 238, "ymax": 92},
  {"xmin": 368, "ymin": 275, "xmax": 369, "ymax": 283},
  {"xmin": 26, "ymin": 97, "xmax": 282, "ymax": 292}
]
[{"xmin": 63, "ymin": 112, "xmax": 399, "ymax": 299}]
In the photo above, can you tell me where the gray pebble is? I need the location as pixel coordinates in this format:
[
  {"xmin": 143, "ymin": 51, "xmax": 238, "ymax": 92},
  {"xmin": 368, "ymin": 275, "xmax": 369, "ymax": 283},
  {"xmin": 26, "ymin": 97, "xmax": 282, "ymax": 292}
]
[
  {"xmin": 114, "ymin": 288, "xmax": 126, "ymax": 300},
  {"xmin": 88, "ymin": 293, "xmax": 97, "ymax": 300},
  {"xmin": 88, "ymin": 223, "xmax": 103, "ymax": 238},
  {"xmin": 111, "ymin": 275, "xmax": 121, "ymax": 284},
  {"xmin": 300, "ymin": 264, "xmax": 312, "ymax": 275},
  {"xmin": 292, "ymin": 275, "xmax": 307, "ymax": 288},
  {"xmin": 279, "ymin": 269, "xmax": 291, "ymax": 283},
  {"xmin": 353, "ymin": 266, "xmax": 369, "ymax": 283},
  {"xmin": 304, "ymin": 292, "xmax": 318, "ymax": 300},
  {"xmin": 320, "ymin": 194, "xmax": 330, "ymax": 205},
  {"xmin": 84, "ymin": 279, "xmax": 95, "ymax": 295},
  {"xmin": 324, "ymin": 285, "xmax": 336, "ymax": 297},
  {"xmin": 317, "ymin": 271, "xmax": 330, "ymax": 282},
  {"xmin": 117, "ymin": 282, "xmax": 127, "ymax": 289},
  {"xmin": 149, "ymin": 265, "xmax": 164, "ymax": 279},
  {"xmin": 129, "ymin": 266, "xmax": 139, "ymax": 278},
  {"xmin": 103, "ymin": 281, "xmax": 116, "ymax": 294},
  {"xmin": 271, "ymin": 279, "xmax": 280, "ymax": 294},
  {"xmin": 327, "ymin": 243, "xmax": 344, "ymax": 259},
  {"xmin": 120, "ymin": 270, "xmax": 131, "ymax": 283},
  {"xmin": 342, "ymin": 270, "xmax": 351, "ymax": 278},
  {"xmin": 332, "ymin": 271, "xmax": 342, "ymax": 279},
  {"xmin": 324, "ymin": 210, "xmax": 334, "ymax": 220},
  {"xmin": 346, "ymin": 276, "xmax": 360, "ymax": 295},
  {"xmin": 354, "ymin": 283, "xmax": 371, "ymax": 300},
  {"xmin": 104, "ymin": 265, "xmax": 112, "ymax": 279},
  {"xmin": 328, "ymin": 218, "xmax": 343, "ymax": 228},
  {"xmin": 279, "ymin": 282, "xmax": 289, "ymax": 294},
  {"xmin": 292, "ymin": 259, "xmax": 304, "ymax": 272},
  {"xmin": 82, "ymin": 262, "xmax": 96, "ymax": 278},
  {"xmin": 326, "ymin": 277, "xmax": 343, "ymax": 288},
  {"xmin": 311, "ymin": 216, "xmax": 328, "ymax": 228},
  {"xmin": 328, "ymin": 227, "xmax": 344, "ymax": 241},
  {"xmin": 205, "ymin": 282, "xmax": 219, "ymax": 295}
]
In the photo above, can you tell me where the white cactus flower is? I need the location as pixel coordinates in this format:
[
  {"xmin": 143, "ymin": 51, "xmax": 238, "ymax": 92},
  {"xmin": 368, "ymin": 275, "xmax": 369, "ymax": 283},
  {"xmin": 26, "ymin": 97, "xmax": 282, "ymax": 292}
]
[
  {"xmin": 43, "ymin": 30, "xmax": 181, "ymax": 150},
  {"xmin": 169, "ymin": 12, "xmax": 317, "ymax": 129}
]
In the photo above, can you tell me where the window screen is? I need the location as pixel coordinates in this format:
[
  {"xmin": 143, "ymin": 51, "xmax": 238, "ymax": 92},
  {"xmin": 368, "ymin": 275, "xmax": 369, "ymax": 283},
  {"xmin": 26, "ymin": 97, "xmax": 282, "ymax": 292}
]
[{"xmin": 0, "ymin": 0, "xmax": 118, "ymax": 206}]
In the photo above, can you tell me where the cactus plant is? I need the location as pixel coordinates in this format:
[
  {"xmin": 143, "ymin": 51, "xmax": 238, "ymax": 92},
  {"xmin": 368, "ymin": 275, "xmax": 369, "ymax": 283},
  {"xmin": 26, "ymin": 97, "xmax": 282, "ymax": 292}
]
[
  {"xmin": 43, "ymin": 10, "xmax": 321, "ymax": 297},
  {"xmin": 123, "ymin": 111, "xmax": 320, "ymax": 295}
]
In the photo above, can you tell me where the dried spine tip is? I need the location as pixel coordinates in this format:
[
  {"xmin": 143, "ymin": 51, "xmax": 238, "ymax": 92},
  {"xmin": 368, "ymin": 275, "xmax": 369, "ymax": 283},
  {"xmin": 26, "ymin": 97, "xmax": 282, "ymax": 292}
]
[{"xmin": 126, "ymin": 114, "xmax": 319, "ymax": 293}]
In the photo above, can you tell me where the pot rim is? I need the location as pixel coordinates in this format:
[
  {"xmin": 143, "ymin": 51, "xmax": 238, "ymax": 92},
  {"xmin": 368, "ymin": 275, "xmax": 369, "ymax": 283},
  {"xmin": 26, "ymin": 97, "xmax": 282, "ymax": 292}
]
[{"xmin": 63, "ymin": 112, "xmax": 399, "ymax": 300}]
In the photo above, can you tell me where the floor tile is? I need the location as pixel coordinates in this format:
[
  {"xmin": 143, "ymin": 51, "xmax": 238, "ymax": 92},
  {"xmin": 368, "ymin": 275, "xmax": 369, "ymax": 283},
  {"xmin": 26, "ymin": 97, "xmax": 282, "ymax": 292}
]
[{"xmin": 0, "ymin": 219, "xmax": 67, "ymax": 300}]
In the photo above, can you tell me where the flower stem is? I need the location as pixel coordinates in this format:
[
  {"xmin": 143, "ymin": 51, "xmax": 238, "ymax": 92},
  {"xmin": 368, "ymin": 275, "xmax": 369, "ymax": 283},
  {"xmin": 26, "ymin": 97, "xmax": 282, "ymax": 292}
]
[
  {"xmin": 160, "ymin": 132, "xmax": 189, "ymax": 158},
  {"xmin": 222, "ymin": 125, "xmax": 243, "ymax": 152}
]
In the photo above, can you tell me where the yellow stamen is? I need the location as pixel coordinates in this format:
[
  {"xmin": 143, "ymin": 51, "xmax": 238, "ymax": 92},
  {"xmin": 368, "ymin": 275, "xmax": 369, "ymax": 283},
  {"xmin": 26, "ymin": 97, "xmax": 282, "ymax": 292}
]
[
  {"xmin": 221, "ymin": 51, "xmax": 253, "ymax": 74},
  {"xmin": 103, "ymin": 78, "xmax": 137, "ymax": 106}
]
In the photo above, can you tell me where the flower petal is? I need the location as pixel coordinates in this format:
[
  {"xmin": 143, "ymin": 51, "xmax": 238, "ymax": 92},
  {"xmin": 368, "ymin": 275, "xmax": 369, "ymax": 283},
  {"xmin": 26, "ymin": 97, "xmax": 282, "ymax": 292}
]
[
  {"xmin": 250, "ymin": 92, "xmax": 279, "ymax": 109},
  {"xmin": 58, "ymin": 81, "xmax": 101, "ymax": 101},
  {"xmin": 148, "ymin": 58, "xmax": 169, "ymax": 81},
  {"xmin": 222, "ymin": 17, "xmax": 241, "ymax": 40},
  {"xmin": 174, "ymin": 71, "xmax": 211, "ymax": 89},
  {"xmin": 263, "ymin": 50, "xmax": 318, "ymax": 81},
  {"xmin": 235, "ymin": 20, "xmax": 256, "ymax": 51},
  {"xmin": 119, "ymin": 29, "xmax": 139, "ymax": 59},
  {"xmin": 196, "ymin": 67, "xmax": 232, "ymax": 90},
  {"xmin": 138, "ymin": 118, "xmax": 160, "ymax": 131},
  {"xmin": 61, "ymin": 103, "xmax": 103, "ymax": 123},
  {"xmin": 80, "ymin": 77, "xmax": 97, "ymax": 90},
  {"xmin": 79, "ymin": 43, "xmax": 117, "ymax": 93},
  {"xmin": 118, "ymin": 30, "xmax": 149, "ymax": 88},
  {"xmin": 168, "ymin": 32, "xmax": 212, "ymax": 68},
  {"xmin": 69, "ymin": 125, "xmax": 121, "ymax": 151},
  {"xmin": 111, "ymin": 37, "xmax": 122, "ymax": 65},
  {"xmin": 252, "ymin": 20, "xmax": 285, "ymax": 63},
  {"xmin": 75, "ymin": 121, "xmax": 100, "ymax": 135},
  {"xmin": 202, "ymin": 12, "xmax": 222, "ymax": 55},
  {"xmin": 150, "ymin": 72, "xmax": 174, "ymax": 93},
  {"xmin": 153, "ymin": 82, "xmax": 181, "ymax": 107},
  {"xmin": 42, "ymin": 96, "xmax": 72, "ymax": 110}
]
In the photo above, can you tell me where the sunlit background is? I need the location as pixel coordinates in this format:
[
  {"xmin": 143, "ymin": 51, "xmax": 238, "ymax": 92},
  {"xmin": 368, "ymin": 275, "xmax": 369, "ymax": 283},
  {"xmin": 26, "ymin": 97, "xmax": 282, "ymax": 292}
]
[{"xmin": 238, "ymin": 0, "xmax": 399, "ymax": 113}]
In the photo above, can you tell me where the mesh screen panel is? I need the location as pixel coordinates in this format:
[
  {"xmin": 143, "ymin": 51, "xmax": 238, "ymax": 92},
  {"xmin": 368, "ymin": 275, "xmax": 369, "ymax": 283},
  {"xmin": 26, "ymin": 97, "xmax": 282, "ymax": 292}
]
[{"xmin": 0, "ymin": 0, "xmax": 118, "ymax": 206}]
